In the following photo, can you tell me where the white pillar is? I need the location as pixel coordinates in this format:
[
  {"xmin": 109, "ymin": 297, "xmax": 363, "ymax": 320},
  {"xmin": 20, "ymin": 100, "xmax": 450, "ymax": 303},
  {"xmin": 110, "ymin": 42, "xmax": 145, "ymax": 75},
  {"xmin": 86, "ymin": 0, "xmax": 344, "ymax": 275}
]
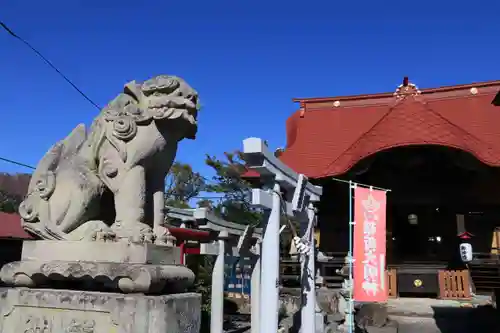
[
  {"xmin": 180, "ymin": 223, "xmax": 187, "ymax": 265},
  {"xmin": 260, "ymin": 183, "xmax": 281, "ymax": 333},
  {"xmin": 211, "ymin": 230, "xmax": 228, "ymax": 333},
  {"xmin": 301, "ymin": 203, "xmax": 316, "ymax": 333},
  {"xmin": 251, "ymin": 249, "xmax": 261, "ymax": 333}
]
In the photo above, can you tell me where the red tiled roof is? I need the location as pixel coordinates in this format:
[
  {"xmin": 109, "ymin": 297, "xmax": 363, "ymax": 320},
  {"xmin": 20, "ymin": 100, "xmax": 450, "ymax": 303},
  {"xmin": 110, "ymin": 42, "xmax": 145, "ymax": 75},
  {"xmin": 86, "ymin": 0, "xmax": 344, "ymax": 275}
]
[
  {"xmin": 0, "ymin": 212, "xmax": 33, "ymax": 239},
  {"xmin": 280, "ymin": 80, "xmax": 500, "ymax": 178}
]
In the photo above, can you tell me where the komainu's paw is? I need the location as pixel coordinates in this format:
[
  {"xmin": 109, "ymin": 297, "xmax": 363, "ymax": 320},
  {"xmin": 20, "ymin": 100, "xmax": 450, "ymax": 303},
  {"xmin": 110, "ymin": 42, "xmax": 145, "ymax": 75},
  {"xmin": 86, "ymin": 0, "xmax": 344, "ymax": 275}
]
[
  {"xmin": 66, "ymin": 220, "xmax": 114, "ymax": 242},
  {"xmin": 153, "ymin": 225, "xmax": 177, "ymax": 246},
  {"xmin": 92, "ymin": 230, "xmax": 116, "ymax": 242},
  {"xmin": 137, "ymin": 226, "xmax": 155, "ymax": 244},
  {"xmin": 111, "ymin": 222, "xmax": 155, "ymax": 244}
]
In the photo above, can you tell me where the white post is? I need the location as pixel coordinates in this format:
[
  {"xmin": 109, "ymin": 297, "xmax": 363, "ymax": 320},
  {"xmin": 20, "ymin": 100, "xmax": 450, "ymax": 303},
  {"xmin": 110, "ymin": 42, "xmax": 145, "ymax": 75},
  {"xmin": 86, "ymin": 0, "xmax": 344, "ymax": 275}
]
[
  {"xmin": 346, "ymin": 183, "xmax": 355, "ymax": 332},
  {"xmin": 210, "ymin": 230, "xmax": 228, "ymax": 333},
  {"xmin": 180, "ymin": 222, "xmax": 187, "ymax": 265},
  {"xmin": 301, "ymin": 203, "xmax": 317, "ymax": 333},
  {"xmin": 251, "ymin": 244, "xmax": 261, "ymax": 333},
  {"xmin": 260, "ymin": 183, "xmax": 281, "ymax": 333},
  {"xmin": 242, "ymin": 137, "xmax": 322, "ymax": 333}
]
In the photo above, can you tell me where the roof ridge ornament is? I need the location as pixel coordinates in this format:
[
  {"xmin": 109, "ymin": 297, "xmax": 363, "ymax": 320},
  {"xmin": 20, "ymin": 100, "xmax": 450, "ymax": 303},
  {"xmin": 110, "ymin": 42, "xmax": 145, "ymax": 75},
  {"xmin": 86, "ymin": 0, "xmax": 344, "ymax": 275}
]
[{"xmin": 394, "ymin": 77, "xmax": 421, "ymax": 100}]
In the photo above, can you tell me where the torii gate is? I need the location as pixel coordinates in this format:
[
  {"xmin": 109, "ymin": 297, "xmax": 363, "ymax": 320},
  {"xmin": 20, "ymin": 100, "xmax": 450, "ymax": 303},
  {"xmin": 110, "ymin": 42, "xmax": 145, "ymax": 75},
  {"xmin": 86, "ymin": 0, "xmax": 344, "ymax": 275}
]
[
  {"xmin": 165, "ymin": 206, "xmax": 263, "ymax": 333},
  {"xmin": 242, "ymin": 137, "xmax": 323, "ymax": 333},
  {"xmin": 164, "ymin": 136, "xmax": 323, "ymax": 333}
]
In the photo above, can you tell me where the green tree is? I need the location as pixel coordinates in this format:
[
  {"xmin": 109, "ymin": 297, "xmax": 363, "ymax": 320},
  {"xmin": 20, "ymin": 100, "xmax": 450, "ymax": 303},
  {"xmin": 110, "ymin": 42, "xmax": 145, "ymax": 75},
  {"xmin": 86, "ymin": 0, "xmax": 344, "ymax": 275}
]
[
  {"xmin": 0, "ymin": 173, "xmax": 31, "ymax": 213},
  {"xmin": 204, "ymin": 151, "xmax": 301, "ymax": 256},
  {"xmin": 196, "ymin": 198, "xmax": 215, "ymax": 209},
  {"xmin": 162, "ymin": 162, "xmax": 213, "ymax": 331},
  {"xmin": 0, "ymin": 190, "xmax": 22, "ymax": 213},
  {"xmin": 165, "ymin": 162, "xmax": 206, "ymax": 208},
  {"xmin": 205, "ymin": 151, "xmax": 263, "ymax": 225}
]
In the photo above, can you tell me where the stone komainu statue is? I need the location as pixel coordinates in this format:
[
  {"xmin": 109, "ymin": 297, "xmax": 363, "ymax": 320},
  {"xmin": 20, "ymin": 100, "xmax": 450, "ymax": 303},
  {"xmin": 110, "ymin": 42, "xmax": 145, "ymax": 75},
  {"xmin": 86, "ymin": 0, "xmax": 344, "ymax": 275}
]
[{"xmin": 18, "ymin": 75, "xmax": 199, "ymax": 242}]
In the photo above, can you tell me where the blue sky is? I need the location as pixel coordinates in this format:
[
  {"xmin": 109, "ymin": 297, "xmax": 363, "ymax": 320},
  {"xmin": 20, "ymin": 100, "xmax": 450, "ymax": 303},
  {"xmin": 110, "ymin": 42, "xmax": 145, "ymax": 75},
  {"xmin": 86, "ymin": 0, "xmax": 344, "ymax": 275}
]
[{"xmin": 1, "ymin": 1, "xmax": 499, "ymax": 180}]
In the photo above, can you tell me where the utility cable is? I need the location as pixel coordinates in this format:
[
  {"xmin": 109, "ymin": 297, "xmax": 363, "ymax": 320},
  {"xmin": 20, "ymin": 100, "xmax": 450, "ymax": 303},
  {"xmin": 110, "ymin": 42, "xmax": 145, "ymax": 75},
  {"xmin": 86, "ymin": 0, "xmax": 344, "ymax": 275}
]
[
  {"xmin": 0, "ymin": 22, "xmax": 248, "ymax": 197},
  {"xmin": 0, "ymin": 21, "xmax": 101, "ymax": 110},
  {"xmin": 0, "ymin": 157, "xmax": 35, "ymax": 170},
  {"xmin": 0, "ymin": 156, "xmax": 230, "ymax": 202}
]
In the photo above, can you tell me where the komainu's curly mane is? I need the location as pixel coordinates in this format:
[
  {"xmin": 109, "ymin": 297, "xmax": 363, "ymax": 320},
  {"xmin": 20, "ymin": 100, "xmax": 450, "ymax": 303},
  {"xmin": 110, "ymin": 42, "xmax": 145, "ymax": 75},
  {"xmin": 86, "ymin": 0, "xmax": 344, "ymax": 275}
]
[{"xmin": 88, "ymin": 76, "xmax": 199, "ymax": 164}]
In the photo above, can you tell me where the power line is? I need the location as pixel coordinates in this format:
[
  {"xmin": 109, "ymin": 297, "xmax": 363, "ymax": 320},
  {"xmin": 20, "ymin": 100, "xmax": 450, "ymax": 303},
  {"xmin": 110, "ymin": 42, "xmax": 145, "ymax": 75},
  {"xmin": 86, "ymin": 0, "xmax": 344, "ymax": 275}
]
[
  {"xmin": 0, "ymin": 156, "xmax": 247, "ymax": 207},
  {"xmin": 0, "ymin": 156, "xmax": 223, "ymax": 193},
  {"xmin": 0, "ymin": 156, "xmax": 221, "ymax": 184},
  {"xmin": 0, "ymin": 21, "xmax": 101, "ymax": 110},
  {"xmin": 0, "ymin": 157, "xmax": 35, "ymax": 170},
  {"xmin": 0, "ymin": 22, "xmax": 235, "ymax": 187},
  {"xmin": 0, "ymin": 22, "xmax": 242, "ymax": 201}
]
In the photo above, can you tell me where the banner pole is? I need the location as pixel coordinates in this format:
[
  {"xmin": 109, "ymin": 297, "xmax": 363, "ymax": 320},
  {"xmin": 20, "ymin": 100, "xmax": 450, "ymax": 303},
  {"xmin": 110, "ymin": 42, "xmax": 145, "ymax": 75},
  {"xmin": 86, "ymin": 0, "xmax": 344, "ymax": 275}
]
[
  {"xmin": 331, "ymin": 177, "xmax": 391, "ymax": 192},
  {"xmin": 347, "ymin": 181, "xmax": 355, "ymax": 333}
]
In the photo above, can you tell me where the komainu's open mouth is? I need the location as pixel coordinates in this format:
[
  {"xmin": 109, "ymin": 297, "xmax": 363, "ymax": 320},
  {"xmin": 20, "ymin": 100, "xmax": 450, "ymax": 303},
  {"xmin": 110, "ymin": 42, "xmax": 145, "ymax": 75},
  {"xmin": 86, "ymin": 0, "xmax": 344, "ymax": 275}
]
[{"xmin": 138, "ymin": 75, "xmax": 199, "ymax": 138}]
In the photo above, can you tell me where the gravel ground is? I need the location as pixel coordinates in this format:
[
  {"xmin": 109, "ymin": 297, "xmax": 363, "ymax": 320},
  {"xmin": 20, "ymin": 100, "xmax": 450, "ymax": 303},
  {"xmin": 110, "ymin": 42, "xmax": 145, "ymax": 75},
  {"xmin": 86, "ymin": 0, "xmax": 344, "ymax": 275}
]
[
  {"xmin": 225, "ymin": 297, "xmax": 500, "ymax": 333},
  {"xmin": 224, "ymin": 312, "xmax": 500, "ymax": 333},
  {"xmin": 393, "ymin": 314, "xmax": 499, "ymax": 333},
  {"xmin": 387, "ymin": 297, "xmax": 499, "ymax": 333}
]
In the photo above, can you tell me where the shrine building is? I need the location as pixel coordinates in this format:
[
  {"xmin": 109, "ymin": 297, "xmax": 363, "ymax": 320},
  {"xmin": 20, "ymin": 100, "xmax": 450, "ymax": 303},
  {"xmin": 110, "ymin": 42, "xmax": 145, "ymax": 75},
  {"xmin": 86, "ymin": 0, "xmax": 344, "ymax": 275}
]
[{"xmin": 274, "ymin": 78, "xmax": 500, "ymax": 298}]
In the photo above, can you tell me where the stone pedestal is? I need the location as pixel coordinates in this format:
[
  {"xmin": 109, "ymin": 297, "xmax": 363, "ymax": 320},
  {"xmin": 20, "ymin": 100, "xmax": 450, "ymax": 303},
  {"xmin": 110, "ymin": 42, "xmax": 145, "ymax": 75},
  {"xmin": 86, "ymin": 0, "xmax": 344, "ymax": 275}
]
[
  {"xmin": 0, "ymin": 288, "xmax": 201, "ymax": 333},
  {"xmin": 0, "ymin": 241, "xmax": 201, "ymax": 333},
  {"xmin": 0, "ymin": 241, "xmax": 193, "ymax": 294}
]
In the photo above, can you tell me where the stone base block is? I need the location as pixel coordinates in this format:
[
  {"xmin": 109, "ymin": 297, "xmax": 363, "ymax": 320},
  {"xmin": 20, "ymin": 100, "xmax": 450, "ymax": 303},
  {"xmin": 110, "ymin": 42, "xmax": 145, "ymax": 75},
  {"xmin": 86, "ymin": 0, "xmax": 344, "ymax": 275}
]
[
  {"xmin": 0, "ymin": 288, "xmax": 201, "ymax": 333},
  {"xmin": 0, "ymin": 260, "xmax": 195, "ymax": 294},
  {"xmin": 22, "ymin": 240, "xmax": 181, "ymax": 265}
]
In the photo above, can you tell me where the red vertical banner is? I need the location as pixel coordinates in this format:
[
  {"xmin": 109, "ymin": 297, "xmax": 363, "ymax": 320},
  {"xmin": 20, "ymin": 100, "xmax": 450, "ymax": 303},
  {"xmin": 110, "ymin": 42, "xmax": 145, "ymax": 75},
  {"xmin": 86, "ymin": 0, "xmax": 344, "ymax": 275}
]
[{"xmin": 353, "ymin": 186, "xmax": 387, "ymax": 302}]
